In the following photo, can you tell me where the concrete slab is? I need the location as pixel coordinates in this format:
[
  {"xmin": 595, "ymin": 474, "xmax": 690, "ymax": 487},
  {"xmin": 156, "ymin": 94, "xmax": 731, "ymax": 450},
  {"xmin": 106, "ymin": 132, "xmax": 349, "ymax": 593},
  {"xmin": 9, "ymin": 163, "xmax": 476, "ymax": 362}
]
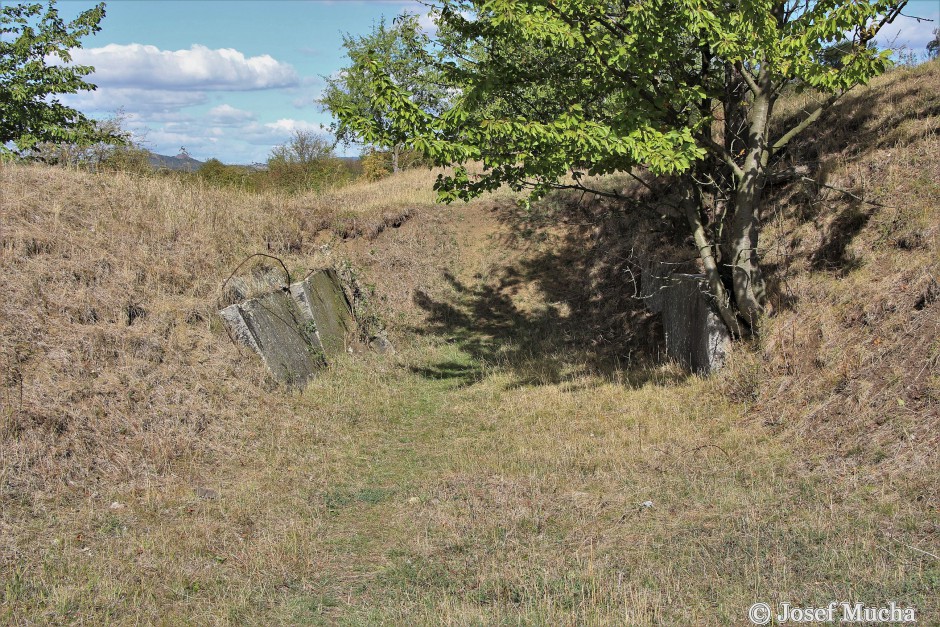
[
  {"xmin": 641, "ymin": 263, "xmax": 731, "ymax": 374},
  {"xmin": 220, "ymin": 289, "xmax": 327, "ymax": 388},
  {"xmin": 290, "ymin": 268, "xmax": 355, "ymax": 357},
  {"xmin": 220, "ymin": 268, "xmax": 356, "ymax": 387}
]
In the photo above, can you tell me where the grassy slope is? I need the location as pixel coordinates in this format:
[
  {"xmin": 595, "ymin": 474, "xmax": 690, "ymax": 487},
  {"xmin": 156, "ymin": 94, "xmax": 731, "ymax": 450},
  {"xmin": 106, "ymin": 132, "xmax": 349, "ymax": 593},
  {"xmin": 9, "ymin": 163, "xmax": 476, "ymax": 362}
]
[{"xmin": 1, "ymin": 63, "xmax": 938, "ymax": 624}]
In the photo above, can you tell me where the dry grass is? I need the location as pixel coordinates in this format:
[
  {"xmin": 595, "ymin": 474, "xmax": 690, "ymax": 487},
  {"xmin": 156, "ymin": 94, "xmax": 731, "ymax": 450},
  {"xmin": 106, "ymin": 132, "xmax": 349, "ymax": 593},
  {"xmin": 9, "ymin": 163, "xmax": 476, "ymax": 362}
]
[
  {"xmin": 310, "ymin": 166, "xmax": 444, "ymax": 214},
  {"xmin": 747, "ymin": 61, "xmax": 940, "ymax": 482},
  {"xmin": 0, "ymin": 164, "xmax": 462, "ymax": 497},
  {"xmin": 1, "ymin": 62, "xmax": 939, "ymax": 625}
]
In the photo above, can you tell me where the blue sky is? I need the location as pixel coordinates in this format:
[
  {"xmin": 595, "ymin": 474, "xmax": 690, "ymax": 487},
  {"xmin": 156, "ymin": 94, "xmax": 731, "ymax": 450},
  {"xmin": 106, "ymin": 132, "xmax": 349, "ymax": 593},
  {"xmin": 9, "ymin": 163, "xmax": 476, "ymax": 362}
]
[
  {"xmin": 49, "ymin": 0, "xmax": 940, "ymax": 164},
  {"xmin": 55, "ymin": 1, "xmax": 433, "ymax": 163}
]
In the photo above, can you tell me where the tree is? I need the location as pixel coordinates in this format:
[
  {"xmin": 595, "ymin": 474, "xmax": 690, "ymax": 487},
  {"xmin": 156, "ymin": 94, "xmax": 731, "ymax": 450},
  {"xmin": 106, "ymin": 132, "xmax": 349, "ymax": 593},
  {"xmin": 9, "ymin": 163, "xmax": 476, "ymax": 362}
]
[
  {"xmin": 269, "ymin": 130, "xmax": 334, "ymax": 165},
  {"xmin": 266, "ymin": 130, "xmax": 347, "ymax": 193},
  {"xmin": 335, "ymin": 0, "xmax": 907, "ymax": 336},
  {"xmin": 319, "ymin": 13, "xmax": 448, "ymax": 173},
  {"xmin": 30, "ymin": 108, "xmax": 134, "ymax": 166},
  {"xmin": 1, "ymin": 0, "xmax": 117, "ymax": 157},
  {"xmin": 928, "ymin": 28, "xmax": 939, "ymax": 59}
]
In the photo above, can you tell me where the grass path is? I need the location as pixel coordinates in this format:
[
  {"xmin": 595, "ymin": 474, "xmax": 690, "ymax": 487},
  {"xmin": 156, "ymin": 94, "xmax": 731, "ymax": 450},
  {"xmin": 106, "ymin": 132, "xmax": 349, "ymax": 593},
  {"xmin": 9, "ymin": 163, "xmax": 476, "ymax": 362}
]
[
  {"xmin": 247, "ymin": 340, "xmax": 938, "ymax": 625},
  {"xmin": 226, "ymin": 204, "xmax": 940, "ymax": 624}
]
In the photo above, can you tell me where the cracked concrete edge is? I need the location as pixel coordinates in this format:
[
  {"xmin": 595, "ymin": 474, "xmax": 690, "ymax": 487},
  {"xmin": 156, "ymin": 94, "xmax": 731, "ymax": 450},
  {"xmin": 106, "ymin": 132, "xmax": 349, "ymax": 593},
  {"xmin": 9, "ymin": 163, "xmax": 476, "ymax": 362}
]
[{"xmin": 219, "ymin": 304, "xmax": 262, "ymax": 354}]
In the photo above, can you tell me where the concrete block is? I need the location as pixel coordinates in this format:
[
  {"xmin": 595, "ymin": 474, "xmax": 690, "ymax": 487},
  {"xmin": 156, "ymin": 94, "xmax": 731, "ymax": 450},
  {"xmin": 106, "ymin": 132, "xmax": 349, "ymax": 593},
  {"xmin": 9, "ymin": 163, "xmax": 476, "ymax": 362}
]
[
  {"xmin": 220, "ymin": 268, "xmax": 356, "ymax": 387},
  {"xmin": 289, "ymin": 268, "xmax": 355, "ymax": 357},
  {"xmin": 220, "ymin": 290, "xmax": 326, "ymax": 388},
  {"xmin": 641, "ymin": 263, "xmax": 731, "ymax": 374}
]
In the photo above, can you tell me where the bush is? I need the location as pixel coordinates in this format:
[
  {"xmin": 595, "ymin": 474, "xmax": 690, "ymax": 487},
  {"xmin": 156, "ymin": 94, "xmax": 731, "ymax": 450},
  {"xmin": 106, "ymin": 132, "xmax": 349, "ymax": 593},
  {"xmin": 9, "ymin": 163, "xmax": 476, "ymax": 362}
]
[
  {"xmin": 197, "ymin": 158, "xmax": 255, "ymax": 190},
  {"xmin": 263, "ymin": 131, "xmax": 356, "ymax": 193},
  {"xmin": 27, "ymin": 112, "xmax": 134, "ymax": 169},
  {"xmin": 359, "ymin": 147, "xmax": 430, "ymax": 182},
  {"xmin": 360, "ymin": 149, "xmax": 392, "ymax": 181},
  {"xmin": 99, "ymin": 146, "xmax": 154, "ymax": 176}
]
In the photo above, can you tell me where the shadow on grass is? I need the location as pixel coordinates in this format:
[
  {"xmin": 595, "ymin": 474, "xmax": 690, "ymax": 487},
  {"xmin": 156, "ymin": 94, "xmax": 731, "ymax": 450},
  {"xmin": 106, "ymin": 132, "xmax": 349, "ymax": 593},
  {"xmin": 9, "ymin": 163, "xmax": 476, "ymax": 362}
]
[
  {"xmin": 409, "ymin": 359, "xmax": 485, "ymax": 388},
  {"xmin": 809, "ymin": 201, "xmax": 873, "ymax": 273},
  {"xmin": 754, "ymin": 66, "xmax": 939, "ymax": 306},
  {"xmin": 411, "ymin": 69, "xmax": 939, "ymax": 385},
  {"xmin": 408, "ymin": 196, "xmax": 692, "ymax": 389}
]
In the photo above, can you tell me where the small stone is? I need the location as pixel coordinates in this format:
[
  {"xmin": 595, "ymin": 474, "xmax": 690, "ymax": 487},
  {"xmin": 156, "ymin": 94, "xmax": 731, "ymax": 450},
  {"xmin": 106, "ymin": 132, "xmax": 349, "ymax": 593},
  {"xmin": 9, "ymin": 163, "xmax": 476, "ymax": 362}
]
[
  {"xmin": 369, "ymin": 334, "xmax": 395, "ymax": 355},
  {"xmin": 109, "ymin": 501, "xmax": 125, "ymax": 510},
  {"xmin": 407, "ymin": 496, "xmax": 421, "ymax": 505},
  {"xmin": 195, "ymin": 486, "xmax": 219, "ymax": 500}
]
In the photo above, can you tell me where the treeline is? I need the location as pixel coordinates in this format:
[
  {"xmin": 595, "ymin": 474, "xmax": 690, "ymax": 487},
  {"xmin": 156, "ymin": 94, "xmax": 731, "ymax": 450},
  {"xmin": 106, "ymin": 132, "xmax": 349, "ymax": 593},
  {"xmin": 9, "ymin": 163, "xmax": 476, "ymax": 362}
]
[
  {"xmin": 193, "ymin": 131, "xmax": 362, "ymax": 194},
  {"xmin": 196, "ymin": 133, "xmax": 428, "ymax": 193},
  {"xmin": 27, "ymin": 128, "xmax": 427, "ymax": 195},
  {"xmin": 191, "ymin": 133, "xmax": 427, "ymax": 193}
]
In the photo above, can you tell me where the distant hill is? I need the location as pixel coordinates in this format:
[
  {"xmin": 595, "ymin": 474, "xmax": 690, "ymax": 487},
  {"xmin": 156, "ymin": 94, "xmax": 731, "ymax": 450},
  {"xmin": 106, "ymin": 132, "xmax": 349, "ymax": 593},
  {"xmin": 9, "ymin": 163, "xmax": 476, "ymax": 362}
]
[{"xmin": 147, "ymin": 152, "xmax": 204, "ymax": 172}]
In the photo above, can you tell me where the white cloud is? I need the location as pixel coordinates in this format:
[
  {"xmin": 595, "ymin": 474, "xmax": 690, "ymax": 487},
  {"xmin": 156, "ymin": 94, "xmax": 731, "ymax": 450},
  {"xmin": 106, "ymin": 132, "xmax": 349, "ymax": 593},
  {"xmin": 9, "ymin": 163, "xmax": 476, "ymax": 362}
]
[
  {"xmin": 60, "ymin": 87, "xmax": 208, "ymax": 115},
  {"xmin": 217, "ymin": 118, "xmax": 330, "ymax": 149},
  {"xmin": 133, "ymin": 115, "xmax": 332, "ymax": 161},
  {"xmin": 263, "ymin": 119, "xmax": 323, "ymax": 134},
  {"xmin": 207, "ymin": 104, "xmax": 257, "ymax": 125},
  {"xmin": 290, "ymin": 87, "xmax": 326, "ymax": 110},
  {"xmin": 417, "ymin": 12, "xmax": 438, "ymax": 35},
  {"xmin": 137, "ymin": 111, "xmax": 197, "ymax": 124},
  {"xmin": 72, "ymin": 44, "xmax": 299, "ymax": 91},
  {"xmin": 55, "ymin": 43, "xmax": 310, "ymax": 144}
]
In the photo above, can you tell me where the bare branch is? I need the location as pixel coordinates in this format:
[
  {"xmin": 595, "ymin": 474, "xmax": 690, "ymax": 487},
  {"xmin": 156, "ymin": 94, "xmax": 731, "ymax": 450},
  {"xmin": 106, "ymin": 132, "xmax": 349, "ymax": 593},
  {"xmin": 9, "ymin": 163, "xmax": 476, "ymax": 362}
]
[
  {"xmin": 734, "ymin": 61, "xmax": 761, "ymax": 96},
  {"xmin": 698, "ymin": 133, "xmax": 745, "ymax": 180},
  {"xmin": 860, "ymin": 1, "xmax": 910, "ymax": 46},
  {"xmin": 769, "ymin": 91, "xmax": 842, "ymax": 155}
]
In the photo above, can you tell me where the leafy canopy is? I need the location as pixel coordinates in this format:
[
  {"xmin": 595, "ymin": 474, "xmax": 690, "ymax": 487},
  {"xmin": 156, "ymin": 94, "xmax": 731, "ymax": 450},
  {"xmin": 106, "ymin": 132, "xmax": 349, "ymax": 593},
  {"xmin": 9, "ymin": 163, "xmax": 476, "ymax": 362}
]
[
  {"xmin": 320, "ymin": 13, "xmax": 449, "ymax": 154},
  {"xmin": 335, "ymin": 0, "xmax": 903, "ymax": 202},
  {"xmin": 1, "ymin": 0, "xmax": 114, "ymax": 157},
  {"xmin": 330, "ymin": 0, "xmax": 907, "ymax": 334}
]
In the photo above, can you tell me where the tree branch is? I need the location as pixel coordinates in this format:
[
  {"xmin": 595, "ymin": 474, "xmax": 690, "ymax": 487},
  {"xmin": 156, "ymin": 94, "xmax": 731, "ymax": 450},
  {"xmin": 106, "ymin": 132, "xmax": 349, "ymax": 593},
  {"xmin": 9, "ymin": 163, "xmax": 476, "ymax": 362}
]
[
  {"xmin": 769, "ymin": 91, "xmax": 842, "ymax": 155},
  {"xmin": 860, "ymin": 1, "xmax": 909, "ymax": 46},
  {"xmin": 538, "ymin": 179, "xmax": 624, "ymax": 200},
  {"xmin": 698, "ymin": 133, "xmax": 744, "ymax": 180},
  {"xmin": 734, "ymin": 60, "xmax": 761, "ymax": 96}
]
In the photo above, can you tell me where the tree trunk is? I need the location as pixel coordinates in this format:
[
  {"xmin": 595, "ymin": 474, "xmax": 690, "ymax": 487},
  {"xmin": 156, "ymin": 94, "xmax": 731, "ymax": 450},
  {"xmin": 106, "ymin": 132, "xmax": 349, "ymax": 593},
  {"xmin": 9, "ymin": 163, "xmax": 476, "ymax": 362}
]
[
  {"xmin": 392, "ymin": 144, "xmax": 401, "ymax": 173},
  {"xmin": 728, "ymin": 68, "xmax": 774, "ymax": 329},
  {"xmin": 728, "ymin": 185, "xmax": 769, "ymax": 328},
  {"xmin": 682, "ymin": 178, "xmax": 745, "ymax": 338},
  {"xmin": 723, "ymin": 64, "xmax": 749, "ymax": 158}
]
